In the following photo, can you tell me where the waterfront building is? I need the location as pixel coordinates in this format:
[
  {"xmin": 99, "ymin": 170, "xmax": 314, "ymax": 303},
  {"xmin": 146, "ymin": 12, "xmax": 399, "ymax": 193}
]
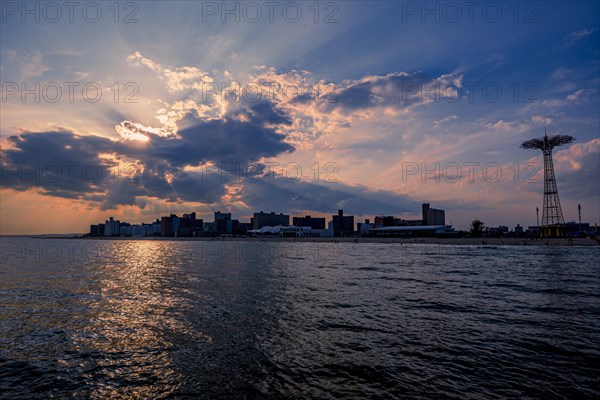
[
  {"xmin": 293, "ymin": 215, "xmax": 326, "ymax": 229},
  {"xmin": 367, "ymin": 225, "xmax": 455, "ymax": 237},
  {"xmin": 248, "ymin": 225, "xmax": 333, "ymax": 237},
  {"xmin": 253, "ymin": 211, "xmax": 289, "ymax": 229},
  {"xmin": 514, "ymin": 224, "xmax": 524, "ymax": 235},
  {"xmin": 332, "ymin": 209, "xmax": 354, "ymax": 237},
  {"xmin": 89, "ymin": 223, "xmax": 105, "ymax": 237},
  {"xmin": 178, "ymin": 213, "xmax": 204, "ymax": 237},
  {"xmin": 422, "ymin": 203, "xmax": 445, "ymax": 226},
  {"xmin": 358, "ymin": 220, "xmax": 375, "ymax": 236},
  {"xmin": 215, "ymin": 211, "xmax": 232, "ymax": 235},
  {"xmin": 104, "ymin": 217, "xmax": 120, "ymax": 237}
]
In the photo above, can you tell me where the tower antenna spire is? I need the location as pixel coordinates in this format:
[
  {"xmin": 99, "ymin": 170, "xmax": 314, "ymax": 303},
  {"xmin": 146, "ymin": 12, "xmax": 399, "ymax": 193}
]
[{"xmin": 521, "ymin": 129, "xmax": 575, "ymax": 238}]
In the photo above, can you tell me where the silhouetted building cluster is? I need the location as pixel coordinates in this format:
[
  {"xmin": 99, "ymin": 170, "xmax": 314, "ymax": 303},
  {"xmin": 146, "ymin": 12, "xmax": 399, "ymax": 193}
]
[
  {"xmin": 87, "ymin": 203, "xmax": 459, "ymax": 238},
  {"xmin": 161, "ymin": 213, "xmax": 204, "ymax": 237},
  {"xmin": 88, "ymin": 210, "xmax": 255, "ymax": 238},
  {"xmin": 361, "ymin": 204, "xmax": 451, "ymax": 237},
  {"xmin": 521, "ymin": 222, "xmax": 593, "ymax": 238},
  {"xmin": 89, "ymin": 217, "xmax": 158, "ymax": 238}
]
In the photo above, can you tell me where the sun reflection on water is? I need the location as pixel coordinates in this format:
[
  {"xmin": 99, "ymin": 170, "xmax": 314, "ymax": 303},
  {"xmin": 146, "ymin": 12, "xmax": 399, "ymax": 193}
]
[{"xmin": 72, "ymin": 240, "xmax": 210, "ymax": 398}]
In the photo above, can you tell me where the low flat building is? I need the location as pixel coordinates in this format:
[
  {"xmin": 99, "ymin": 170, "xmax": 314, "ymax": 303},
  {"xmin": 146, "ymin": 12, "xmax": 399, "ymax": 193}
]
[
  {"xmin": 248, "ymin": 225, "xmax": 333, "ymax": 237},
  {"xmin": 293, "ymin": 215, "xmax": 326, "ymax": 229},
  {"xmin": 358, "ymin": 221, "xmax": 374, "ymax": 236},
  {"xmin": 367, "ymin": 225, "xmax": 454, "ymax": 237}
]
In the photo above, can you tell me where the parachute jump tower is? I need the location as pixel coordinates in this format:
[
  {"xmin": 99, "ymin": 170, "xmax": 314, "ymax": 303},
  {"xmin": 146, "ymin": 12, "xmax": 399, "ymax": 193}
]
[{"xmin": 520, "ymin": 128, "xmax": 574, "ymax": 238}]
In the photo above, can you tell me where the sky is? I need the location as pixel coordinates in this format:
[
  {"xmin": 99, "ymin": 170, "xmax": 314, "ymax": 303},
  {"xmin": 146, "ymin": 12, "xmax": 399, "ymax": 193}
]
[{"xmin": 1, "ymin": 1, "xmax": 599, "ymax": 234}]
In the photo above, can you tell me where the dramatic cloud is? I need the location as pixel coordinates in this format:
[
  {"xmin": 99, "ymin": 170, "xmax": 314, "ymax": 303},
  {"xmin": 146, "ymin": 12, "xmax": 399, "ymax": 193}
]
[
  {"xmin": 321, "ymin": 72, "xmax": 462, "ymax": 113},
  {"xmin": 3, "ymin": 29, "xmax": 598, "ymax": 233},
  {"xmin": 239, "ymin": 177, "xmax": 420, "ymax": 217},
  {"xmin": 127, "ymin": 51, "xmax": 214, "ymax": 92},
  {"xmin": 0, "ymin": 92, "xmax": 422, "ymax": 215},
  {"xmin": 0, "ymin": 98, "xmax": 296, "ymax": 209},
  {"xmin": 552, "ymin": 138, "xmax": 600, "ymax": 199}
]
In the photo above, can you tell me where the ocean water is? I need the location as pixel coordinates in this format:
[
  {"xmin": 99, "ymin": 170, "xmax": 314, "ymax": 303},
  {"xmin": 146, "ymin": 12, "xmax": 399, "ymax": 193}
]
[{"xmin": 1, "ymin": 238, "xmax": 599, "ymax": 399}]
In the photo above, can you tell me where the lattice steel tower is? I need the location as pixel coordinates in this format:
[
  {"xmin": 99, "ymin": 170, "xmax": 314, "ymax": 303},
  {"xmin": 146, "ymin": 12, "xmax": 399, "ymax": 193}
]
[{"xmin": 521, "ymin": 128, "xmax": 574, "ymax": 237}]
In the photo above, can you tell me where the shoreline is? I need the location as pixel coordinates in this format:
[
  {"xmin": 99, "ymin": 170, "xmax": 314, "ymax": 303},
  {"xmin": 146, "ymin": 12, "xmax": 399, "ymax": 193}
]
[{"xmin": 10, "ymin": 236, "xmax": 599, "ymax": 247}]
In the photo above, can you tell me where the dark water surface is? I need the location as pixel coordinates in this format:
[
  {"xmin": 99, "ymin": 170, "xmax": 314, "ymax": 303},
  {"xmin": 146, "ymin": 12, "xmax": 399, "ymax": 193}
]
[{"xmin": 1, "ymin": 238, "xmax": 599, "ymax": 399}]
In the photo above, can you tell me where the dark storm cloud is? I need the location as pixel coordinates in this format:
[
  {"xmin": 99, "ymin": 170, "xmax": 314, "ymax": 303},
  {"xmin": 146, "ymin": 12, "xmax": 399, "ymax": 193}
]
[
  {"xmin": 1, "ymin": 130, "xmax": 118, "ymax": 198},
  {"xmin": 0, "ymin": 101, "xmax": 295, "ymax": 208},
  {"xmin": 0, "ymin": 130, "xmax": 230, "ymax": 209},
  {"xmin": 246, "ymin": 101, "xmax": 293, "ymax": 125},
  {"xmin": 241, "ymin": 177, "xmax": 420, "ymax": 216},
  {"xmin": 289, "ymin": 93, "xmax": 314, "ymax": 104},
  {"xmin": 0, "ymin": 123, "xmax": 422, "ymax": 214},
  {"xmin": 320, "ymin": 72, "xmax": 457, "ymax": 112},
  {"xmin": 0, "ymin": 97, "xmax": 431, "ymax": 214},
  {"xmin": 162, "ymin": 109, "xmax": 293, "ymax": 168}
]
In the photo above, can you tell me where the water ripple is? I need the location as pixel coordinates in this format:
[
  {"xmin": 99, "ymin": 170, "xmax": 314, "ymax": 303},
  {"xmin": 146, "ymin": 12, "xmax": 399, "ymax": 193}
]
[{"xmin": 1, "ymin": 238, "xmax": 599, "ymax": 398}]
